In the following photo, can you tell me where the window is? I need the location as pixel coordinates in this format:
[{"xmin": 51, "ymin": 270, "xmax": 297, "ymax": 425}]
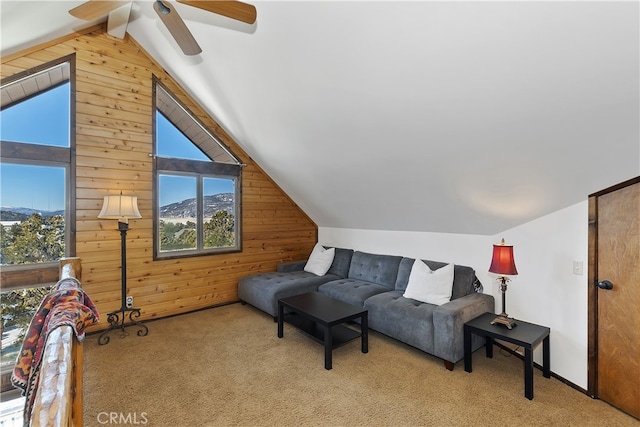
[
  {"xmin": 0, "ymin": 164, "xmax": 66, "ymax": 264},
  {"xmin": 0, "ymin": 56, "xmax": 75, "ymax": 269},
  {"xmin": 153, "ymin": 78, "xmax": 241, "ymax": 259},
  {"xmin": 0, "ymin": 56, "xmax": 75, "ymax": 411}
]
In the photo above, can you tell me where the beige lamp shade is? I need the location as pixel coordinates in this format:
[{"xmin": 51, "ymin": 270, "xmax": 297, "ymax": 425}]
[{"xmin": 98, "ymin": 194, "xmax": 142, "ymax": 223}]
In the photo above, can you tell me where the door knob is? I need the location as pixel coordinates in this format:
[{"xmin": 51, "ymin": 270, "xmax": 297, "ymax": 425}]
[{"xmin": 597, "ymin": 280, "xmax": 613, "ymax": 290}]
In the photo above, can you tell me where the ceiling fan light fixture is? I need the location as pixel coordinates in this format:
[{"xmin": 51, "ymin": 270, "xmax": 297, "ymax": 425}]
[{"xmin": 155, "ymin": 1, "xmax": 171, "ymax": 15}]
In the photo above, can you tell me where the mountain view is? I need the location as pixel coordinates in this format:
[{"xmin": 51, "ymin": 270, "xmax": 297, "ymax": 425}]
[
  {"xmin": 160, "ymin": 193, "xmax": 234, "ymax": 219},
  {"xmin": 0, "ymin": 208, "xmax": 64, "ymax": 221},
  {"xmin": 1, "ymin": 193, "xmax": 233, "ymax": 221}
]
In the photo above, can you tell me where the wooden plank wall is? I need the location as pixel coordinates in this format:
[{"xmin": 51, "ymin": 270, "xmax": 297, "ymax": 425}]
[{"xmin": 1, "ymin": 26, "xmax": 317, "ymax": 328}]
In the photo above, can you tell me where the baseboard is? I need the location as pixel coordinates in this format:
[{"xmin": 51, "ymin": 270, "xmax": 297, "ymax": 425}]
[{"xmin": 86, "ymin": 300, "xmax": 242, "ymax": 336}]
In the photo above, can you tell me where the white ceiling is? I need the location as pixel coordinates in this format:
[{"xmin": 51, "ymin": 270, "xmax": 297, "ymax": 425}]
[{"xmin": 2, "ymin": 1, "xmax": 639, "ymax": 235}]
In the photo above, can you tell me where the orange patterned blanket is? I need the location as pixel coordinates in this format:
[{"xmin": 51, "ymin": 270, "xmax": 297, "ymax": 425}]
[{"xmin": 11, "ymin": 277, "xmax": 99, "ymax": 425}]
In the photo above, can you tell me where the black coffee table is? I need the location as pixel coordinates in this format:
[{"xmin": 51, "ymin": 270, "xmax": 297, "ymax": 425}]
[{"xmin": 277, "ymin": 292, "xmax": 368, "ymax": 370}]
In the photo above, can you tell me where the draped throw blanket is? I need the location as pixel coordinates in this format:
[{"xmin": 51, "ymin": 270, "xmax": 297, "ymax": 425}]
[{"xmin": 11, "ymin": 277, "xmax": 100, "ymax": 425}]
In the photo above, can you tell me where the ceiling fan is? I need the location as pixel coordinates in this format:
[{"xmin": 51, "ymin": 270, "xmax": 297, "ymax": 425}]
[{"xmin": 69, "ymin": 0, "xmax": 257, "ymax": 56}]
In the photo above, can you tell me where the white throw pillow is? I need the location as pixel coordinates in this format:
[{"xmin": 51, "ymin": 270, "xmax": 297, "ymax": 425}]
[
  {"xmin": 403, "ymin": 260, "xmax": 454, "ymax": 306},
  {"xmin": 303, "ymin": 244, "xmax": 335, "ymax": 276}
]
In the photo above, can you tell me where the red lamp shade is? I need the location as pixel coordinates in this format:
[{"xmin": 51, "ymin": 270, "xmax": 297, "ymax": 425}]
[{"xmin": 489, "ymin": 239, "xmax": 518, "ymax": 276}]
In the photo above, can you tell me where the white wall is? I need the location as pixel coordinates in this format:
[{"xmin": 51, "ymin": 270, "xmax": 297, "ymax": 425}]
[
  {"xmin": 318, "ymin": 199, "xmax": 589, "ymax": 389},
  {"xmin": 498, "ymin": 200, "xmax": 589, "ymax": 389}
]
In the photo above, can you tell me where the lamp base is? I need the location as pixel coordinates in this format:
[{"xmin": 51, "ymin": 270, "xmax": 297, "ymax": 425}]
[
  {"xmin": 97, "ymin": 306, "xmax": 149, "ymax": 345},
  {"xmin": 491, "ymin": 314, "xmax": 517, "ymax": 329}
]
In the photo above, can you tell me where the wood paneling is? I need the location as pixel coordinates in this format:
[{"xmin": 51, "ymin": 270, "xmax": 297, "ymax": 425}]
[{"xmin": 1, "ymin": 25, "xmax": 317, "ymax": 330}]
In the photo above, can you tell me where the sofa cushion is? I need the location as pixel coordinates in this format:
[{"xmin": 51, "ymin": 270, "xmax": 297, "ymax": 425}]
[
  {"xmin": 304, "ymin": 243, "xmax": 335, "ymax": 276},
  {"xmin": 403, "ymin": 261, "xmax": 454, "ymax": 306},
  {"xmin": 395, "ymin": 257, "xmax": 477, "ymax": 300},
  {"xmin": 364, "ymin": 290, "xmax": 436, "ymax": 354},
  {"xmin": 237, "ymin": 271, "xmax": 340, "ymax": 317},
  {"xmin": 318, "ymin": 278, "xmax": 390, "ymax": 308},
  {"xmin": 326, "ymin": 248, "xmax": 354, "ymax": 278},
  {"xmin": 347, "ymin": 251, "xmax": 402, "ymax": 290},
  {"xmin": 448, "ymin": 264, "xmax": 477, "ymax": 300}
]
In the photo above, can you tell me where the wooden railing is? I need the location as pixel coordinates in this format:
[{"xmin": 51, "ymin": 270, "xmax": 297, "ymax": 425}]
[{"xmin": 30, "ymin": 257, "xmax": 84, "ymax": 427}]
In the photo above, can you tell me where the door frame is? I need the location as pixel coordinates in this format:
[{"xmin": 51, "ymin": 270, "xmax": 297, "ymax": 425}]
[{"xmin": 587, "ymin": 175, "xmax": 640, "ymax": 397}]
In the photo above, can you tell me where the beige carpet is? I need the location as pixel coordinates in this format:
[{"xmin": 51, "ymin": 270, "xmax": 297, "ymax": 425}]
[{"xmin": 83, "ymin": 303, "xmax": 638, "ymax": 427}]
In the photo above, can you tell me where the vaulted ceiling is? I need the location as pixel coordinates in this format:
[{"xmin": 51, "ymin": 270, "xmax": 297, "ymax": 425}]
[{"xmin": 2, "ymin": 1, "xmax": 639, "ymax": 235}]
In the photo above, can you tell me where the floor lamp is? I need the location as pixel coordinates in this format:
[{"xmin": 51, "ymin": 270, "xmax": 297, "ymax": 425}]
[
  {"xmin": 489, "ymin": 238, "xmax": 518, "ymax": 329},
  {"xmin": 97, "ymin": 192, "xmax": 149, "ymax": 345}
]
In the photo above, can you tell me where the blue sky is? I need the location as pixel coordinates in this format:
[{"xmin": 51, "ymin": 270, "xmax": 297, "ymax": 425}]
[
  {"xmin": 0, "ymin": 83, "xmax": 232, "ymax": 210},
  {"xmin": 157, "ymin": 112, "xmax": 234, "ymax": 205},
  {"xmin": 0, "ymin": 163, "xmax": 65, "ymax": 211},
  {"xmin": 0, "ymin": 84, "xmax": 69, "ymax": 211}
]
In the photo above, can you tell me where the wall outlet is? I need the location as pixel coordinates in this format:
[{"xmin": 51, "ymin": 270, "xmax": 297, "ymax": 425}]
[
  {"xmin": 126, "ymin": 296, "xmax": 134, "ymax": 308},
  {"xmin": 572, "ymin": 261, "xmax": 584, "ymax": 276}
]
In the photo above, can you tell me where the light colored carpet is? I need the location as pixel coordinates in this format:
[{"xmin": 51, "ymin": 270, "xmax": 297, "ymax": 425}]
[{"xmin": 83, "ymin": 303, "xmax": 638, "ymax": 427}]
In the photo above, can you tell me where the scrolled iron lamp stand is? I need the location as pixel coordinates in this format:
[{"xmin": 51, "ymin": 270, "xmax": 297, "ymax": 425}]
[{"xmin": 98, "ymin": 220, "xmax": 149, "ymax": 345}]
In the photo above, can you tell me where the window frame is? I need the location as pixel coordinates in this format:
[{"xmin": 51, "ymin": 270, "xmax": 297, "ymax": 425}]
[
  {"xmin": 0, "ymin": 55, "xmax": 76, "ymax": 290},
  {"xmin": 152, "ymin": 78, "xmax": 242, "ymax": 260}
]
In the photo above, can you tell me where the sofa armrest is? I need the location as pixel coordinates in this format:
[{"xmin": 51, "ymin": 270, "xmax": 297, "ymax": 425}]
[
  {"xmin": 432, "ymin": 293, "xmax": 495, "ymax": 364},
  {"xmin": 276, "ymin": 260, "xmax": 307, "ymax": 273}
]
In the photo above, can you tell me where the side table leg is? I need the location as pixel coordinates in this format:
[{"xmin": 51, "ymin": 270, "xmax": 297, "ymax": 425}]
[
  {"xmin": 324, "ymin": 325, "xmax": 333, "ymax": 370},
  {"xmin": 486, "ymin": 336, "xmax": 494, "ymax": 358},
  {"xmin": 464, "ymin": 326, "xmax": 472, "ymax": 373},
  {"xmin": 543, "ymin": 335, "xmax": 551, "ymax": 378},
  {"xmin": 524, "ymin": 346, "xmax": 534, "ymax": 400}
]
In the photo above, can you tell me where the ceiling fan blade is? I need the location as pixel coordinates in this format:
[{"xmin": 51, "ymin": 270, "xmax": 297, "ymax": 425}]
[
  {"xmin": 69, "ymin": 0, "xmax": 130, "ymax": 20},
  {"xmin": 107, "ymin": 2, "xmax": 133, "ymax": 39},
  {"xmin": 154, "ymin": 1, "xmax": 202, "ymax": 56},
  {"xmin": 177, "ymin": 0, "xmax": 257, "ymax": 24}
]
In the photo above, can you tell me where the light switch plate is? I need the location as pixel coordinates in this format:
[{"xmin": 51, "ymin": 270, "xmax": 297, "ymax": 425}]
[{"xmin": 573, "ymin": 261, "xmax": 584, "ymax": 275}]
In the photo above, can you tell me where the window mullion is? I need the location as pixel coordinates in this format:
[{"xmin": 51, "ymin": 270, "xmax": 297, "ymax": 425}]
[{"xmin": 197, "ymin": 175, "xmax": 204, "ymax": 251}]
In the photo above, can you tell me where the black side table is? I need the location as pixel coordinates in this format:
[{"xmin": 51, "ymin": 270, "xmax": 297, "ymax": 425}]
[{"xmin": 464, "ymin": 312, "xmax": 550, "ymax": 400}]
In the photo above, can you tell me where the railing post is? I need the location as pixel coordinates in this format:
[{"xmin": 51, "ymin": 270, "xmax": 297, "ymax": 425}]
[
  {"xmin": 30, "ymin": 257, "xmax": 85, "ymax": 427},
  {"xmin": 59, "ymin": 257, "xmax": 82, "ymax": 281}
]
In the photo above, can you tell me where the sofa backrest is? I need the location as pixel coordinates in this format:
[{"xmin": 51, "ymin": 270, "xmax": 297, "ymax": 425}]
[
  {"xmin": 326, "ymin": 247, "xmax": 354, "ymax": 278},
  {"xmin": 394, "ymin": 257, "xmax": 478, "ymax": 300},
  {"xmin": 347, "ymin": 251, "xmax": 403, "ymax": 289}
]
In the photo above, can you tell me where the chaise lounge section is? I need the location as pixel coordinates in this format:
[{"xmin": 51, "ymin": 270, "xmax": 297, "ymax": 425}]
[
  {"xmin": 237, "ymin": 248, "xmax": 354, "ymax": 318},
  {"xmin": 238, "ymin": 246, "xmax": 494, "ymax": 370}
]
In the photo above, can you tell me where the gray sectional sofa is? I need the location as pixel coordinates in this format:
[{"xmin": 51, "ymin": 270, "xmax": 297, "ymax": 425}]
[{"xmin": 237, "ymin": 247, "xmax": 494, "ymax": 370}]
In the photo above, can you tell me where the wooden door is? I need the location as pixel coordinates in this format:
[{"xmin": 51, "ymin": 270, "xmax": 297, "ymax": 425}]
[{"xmin": 588, "ymin": 177, "xmax": 640, "ymax": 420}]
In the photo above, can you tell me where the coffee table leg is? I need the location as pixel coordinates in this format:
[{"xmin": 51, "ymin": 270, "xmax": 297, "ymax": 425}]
[
  {"xmin": 361, "ymin": 313, "xmax": 368, "ymax": 354},
  {"xmin": 324, "ymin": 325, "xmax": 333, "ymax": 370},
  {"xmin": 277, "ymin": 302, "xmax": 284, "ymax": 338}
]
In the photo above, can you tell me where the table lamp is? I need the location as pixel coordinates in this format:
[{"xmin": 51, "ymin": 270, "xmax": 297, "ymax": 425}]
[{"xmin": 489, "ymin": 238, "xmax": 518, "ymax": 329}]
